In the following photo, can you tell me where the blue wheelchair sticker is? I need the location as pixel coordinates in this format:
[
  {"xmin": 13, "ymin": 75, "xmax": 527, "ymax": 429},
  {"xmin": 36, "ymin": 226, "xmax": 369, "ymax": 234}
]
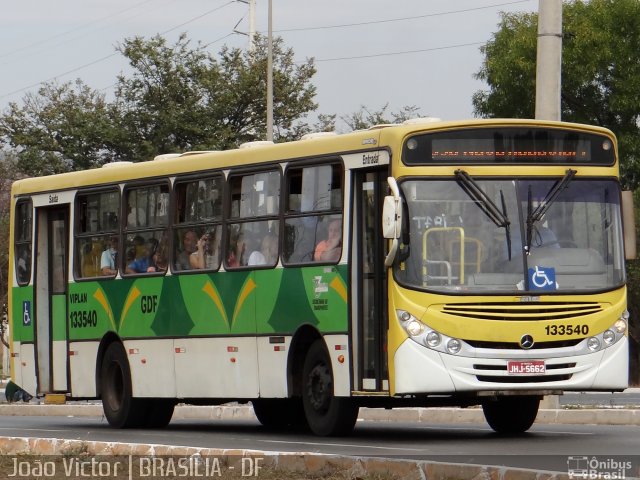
[
  {"xmin": 22, "ymin": 301, "xmax": 32, "ymax": 326},
  {"xmin": 528, "ymin": 266, "xmax": 557, "ymax": 291}
]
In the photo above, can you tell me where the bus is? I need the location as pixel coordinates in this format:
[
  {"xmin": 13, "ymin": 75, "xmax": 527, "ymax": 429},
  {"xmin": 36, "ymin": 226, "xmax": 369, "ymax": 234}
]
[{"xmin": 7, "ymin": 118, "xmax": 634, "ymax": 436}]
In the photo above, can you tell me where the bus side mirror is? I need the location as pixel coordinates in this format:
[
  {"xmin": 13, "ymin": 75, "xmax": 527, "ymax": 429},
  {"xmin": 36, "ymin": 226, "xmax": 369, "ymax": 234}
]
[
  {"xmin": 622, "ymin": 190, "xmax": 636, "ymax": 260},
  {"xmin": 383, "ymin": 177, "xmax": 403, "ymax": 267}
]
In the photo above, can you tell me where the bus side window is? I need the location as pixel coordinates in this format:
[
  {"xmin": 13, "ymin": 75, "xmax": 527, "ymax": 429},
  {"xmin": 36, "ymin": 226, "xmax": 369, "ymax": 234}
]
[
  {"xmin": 75, "ymin": 190, "xmax": 119, "ymax": 279},
  {"xmin": 173, "ymin": 176, "xmax": 223, "ymax": 272},
  {"xmin": 14, "ymin": 200, "xmax": 33, "ymax": 285},
  {"xmin": 283, "ymin": 162, "xmax": 343, "ymax": 265},
  {"xmin": 123, "ymin": 184, "xmax": 169, "ymax": 276},
  {"xmin": 227, "ymin": 170, "xmax": 280, "ymax": 269}
]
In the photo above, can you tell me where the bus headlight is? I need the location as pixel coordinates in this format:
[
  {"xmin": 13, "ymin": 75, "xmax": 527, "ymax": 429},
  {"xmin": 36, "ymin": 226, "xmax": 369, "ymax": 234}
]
[
  {"xmin": 406, "ymin": 320, "xmax": 424, "ymax": 337},
  {"xmin": 426, "ymin": 331, "xmax": 441, "ymax": 348},
  {"xmin": 614, "ymin": 318, "xmax": 627, "ymax": 334},
  {"xmin": 581, "ymin": 316, "xmax": 627, "ymax": 353},
  {"xmin": 603, "ymin": 329, "xmax": 616, "ymax": 345},
  {"xmin": 396, "ymin": 310, "xmax": 464, "ymax": 355},
  {"xmin": 587, "ymin": 337, "xmax": 601, "ymax": 351},
  {"xmin": 447, "ymin": 339, "xmax": 461, "ymax": 354}
]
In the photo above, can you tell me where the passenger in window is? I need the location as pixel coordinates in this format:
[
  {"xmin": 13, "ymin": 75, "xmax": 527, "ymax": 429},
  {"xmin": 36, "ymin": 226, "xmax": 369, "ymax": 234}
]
[
  {"xmin": 248, "ymin": 234, "xmax": 278, "ymax": 266},
  {"xmin": 126, "ymin": 235, "xmax": 145, "ymax": 263},
  {"xmin": 126, "ymin": 238, "xmax": 159, "ymax": 273},
  {"xmin": 176, "ymin": 230, "xmax": 198, "ymax": 270},
  {"xmin": 100, "ymin": 236, "xmax": 118, "ymax": 276},
  {"xmin": 190, "ymin": 229, "xmax": 219, "ymax": 269},
  {"xmin": 314, "ymin": 219, "xmax": 342, "ymax": 262},
  {"xmin": 227, "ymin": 232, "xmax": 247, "ymax": 268},
  {"xmin": 154, "ymin": 235, "xmax": 169, "ymax": 272}
]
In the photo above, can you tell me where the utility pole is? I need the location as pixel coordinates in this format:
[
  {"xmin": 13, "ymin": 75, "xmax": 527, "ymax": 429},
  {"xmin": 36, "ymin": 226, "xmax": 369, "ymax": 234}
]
[
  {"xmin": 248, "ymin": 0, "xmax": 256, "ymax": 53},
  {"xmin": 266, "ymin": 0, "xmax": 274, "ymax": 141},
  {"xmin": 234, "ymin": 0, "xmax": 256, "ymax": 52},
  {"xmin": 536, "ymin": 0, "xmax": 563, "ymax": 412},
  {"xmin": 535, "ymin": 0, "xmax": 563, "ymax": 121}
]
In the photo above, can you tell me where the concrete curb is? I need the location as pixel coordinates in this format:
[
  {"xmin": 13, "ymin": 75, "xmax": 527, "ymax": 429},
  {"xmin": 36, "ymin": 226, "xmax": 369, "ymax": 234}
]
[
  {"xmin": 1, "ymin": 403, "xmax": 640, "ymax": 426},
  {"xmin": 0, "ymin": 436, "xmax": 571, "ymax": 480}
]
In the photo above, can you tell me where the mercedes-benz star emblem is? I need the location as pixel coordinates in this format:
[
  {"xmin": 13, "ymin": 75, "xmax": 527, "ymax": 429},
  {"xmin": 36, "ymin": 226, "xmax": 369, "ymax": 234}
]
[{"xmin": 519, "ymin": 334, "xmax": 535, "ymax": 349}]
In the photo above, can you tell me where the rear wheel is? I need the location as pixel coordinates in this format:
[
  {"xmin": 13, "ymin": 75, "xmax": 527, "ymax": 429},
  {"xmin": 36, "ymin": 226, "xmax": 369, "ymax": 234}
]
[
  {"xmin": 100, "ymin": 342, "xmax": 145, "ymax": 428},
  {"xmin": 482, "ymin": 396, "xmax": 540, "ymax": 434},
  {"xmin": 302, "ymin": 340, "xmax": 358, "ymax": 436},
  {"xmin": 144, "ymin": 399, "xmax": 176, "ymax": 428},
  {"xmin": 252, "ymin": 398, "xmax": 307, "ymax": 430}
]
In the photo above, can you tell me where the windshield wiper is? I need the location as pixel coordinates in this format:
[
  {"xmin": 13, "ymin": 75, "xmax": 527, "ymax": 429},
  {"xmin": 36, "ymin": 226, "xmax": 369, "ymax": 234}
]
[
  {"xmin": 455, "ymin": 169, "xmax": 512, "ymax": 260},
  {"xmin": 525, "ymin": 169, "xmax": 576, "ymax": 254}
]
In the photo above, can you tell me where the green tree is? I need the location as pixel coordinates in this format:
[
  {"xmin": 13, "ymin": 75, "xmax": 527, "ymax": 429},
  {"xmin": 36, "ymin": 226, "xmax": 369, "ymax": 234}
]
[
  {"xmin": 0, "ymin": 81, "xmax": 114, "ymax": 176},
  {"xmin": 111, "ymin": 33, "xmax": 317, "ymax": 160},
  {"xmin": 0, "ymin": 34, "xmax": 318, "ymax": 172},
  {"xmin": 341, "ymin": 104, "xmax": 422, "ymax": 131},
  {"xmin": 473, "ymin": 0, "xmax": 640, "ymax": 189}
]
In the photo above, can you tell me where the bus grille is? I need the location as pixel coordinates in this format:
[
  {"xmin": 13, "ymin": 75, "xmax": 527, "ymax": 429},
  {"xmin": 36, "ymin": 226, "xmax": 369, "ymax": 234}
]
[
  {"xmin": 465, "ymin": 339, "xmax": 582, "ymax": 350},
  {"xmin": 440, "ymin": 302, "xmax": 603, "ymax": 321},
  {"xmin": 476, "ymin": 374, "xmax": 572, "ymax": 383}
]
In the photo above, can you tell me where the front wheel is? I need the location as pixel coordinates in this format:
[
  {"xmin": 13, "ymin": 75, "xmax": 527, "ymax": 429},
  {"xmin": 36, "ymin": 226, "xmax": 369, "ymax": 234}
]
[
  {"xmin": 302, "ymin": 340, "xmax": 358, "ymax": 436},
  {"xmin": 252, "ymin": 398, "xmax": 307, "ymax": 430},
  {"xmin": 482, "ymin": 396, "xmax": 540, "ymax": 434}
]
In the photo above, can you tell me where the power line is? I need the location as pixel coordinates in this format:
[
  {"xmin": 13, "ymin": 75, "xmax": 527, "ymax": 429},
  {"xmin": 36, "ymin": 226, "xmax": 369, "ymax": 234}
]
[
  {"xmin": 311, "ymin": 41, "xmax": 485, "ymax": 63},
  {"xmin": 0, "ymin": 0, "xmax": 159, "ymax": 60},
  {"xmin": 0, "ymin": 1, "xmax": 237, "ymax": 101},
  {"xmin": 159, "ymin": 1, "xmax": 235, "ymax": 36},
  {"xmin": 0, "ymin": 53, "xmax": 119, "ymax": 100},
  {"xmin": 273, "ymin": 0, "xmax": 532, "ymax": 33}
]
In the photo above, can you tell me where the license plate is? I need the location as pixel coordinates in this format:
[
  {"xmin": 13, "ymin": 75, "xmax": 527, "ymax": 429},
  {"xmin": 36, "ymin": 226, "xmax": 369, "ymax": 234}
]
[{"xmin": 507, "ymin": 360, "xmax": 546, "ymax": 375}]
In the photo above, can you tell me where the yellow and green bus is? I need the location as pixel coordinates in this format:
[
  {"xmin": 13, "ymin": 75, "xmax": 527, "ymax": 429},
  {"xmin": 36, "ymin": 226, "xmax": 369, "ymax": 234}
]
[{"xmin": 7, "ymin": 118, "xmax": 634, "ymax": 435}]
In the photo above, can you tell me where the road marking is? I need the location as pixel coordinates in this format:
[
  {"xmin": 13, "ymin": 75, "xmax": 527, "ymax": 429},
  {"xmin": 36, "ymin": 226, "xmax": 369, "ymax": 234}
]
[
  {"xmin": 0, "ymin": 427, "xmax": 70, "ymax": 433},
  {"xmin": 259, "ymin": 439, "xmax": 425, "ymax": 452}
]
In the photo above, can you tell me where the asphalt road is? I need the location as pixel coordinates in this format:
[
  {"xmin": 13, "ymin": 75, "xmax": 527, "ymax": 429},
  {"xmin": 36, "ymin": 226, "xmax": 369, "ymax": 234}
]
[{"xmin": 1, "ymin": 415, "xmax": 639, "ymax": 473}]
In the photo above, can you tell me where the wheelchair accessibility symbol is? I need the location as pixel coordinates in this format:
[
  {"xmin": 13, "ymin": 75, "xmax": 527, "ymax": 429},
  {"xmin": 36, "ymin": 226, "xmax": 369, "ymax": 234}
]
[
  {"xmin": 528, "ymin": 266, "xmax": 557, "ymax": 291},
  {"xmin": 22, "ymin": 301, "xmax": 32, "ymax": 326}
]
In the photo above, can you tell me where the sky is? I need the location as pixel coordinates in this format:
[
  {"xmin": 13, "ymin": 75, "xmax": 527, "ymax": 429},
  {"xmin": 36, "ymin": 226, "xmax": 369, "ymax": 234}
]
[{"xmin": 0, "ymin": 0, "xmax": 538, "ymax": 131}]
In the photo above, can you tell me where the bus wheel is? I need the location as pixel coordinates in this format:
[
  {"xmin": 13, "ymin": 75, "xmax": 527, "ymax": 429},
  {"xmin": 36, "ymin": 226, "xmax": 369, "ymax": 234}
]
[
  {"xmin": 482, "ymin": 396, "xmax": 540, "ymax": 434},
  {"xmin": 100, "ymin": 342, "xmax": 144, "ymax": 428},
  {"xmin": 302, "ymin": 340, "xmax": 359, "ymax": 436},
  {"xmin": 144, "ymin": 399, "xmax": 176, "ymax": 428},
  {"xmin": 252, "ymin": 398, "xmax": 307, "ymax": 430}
]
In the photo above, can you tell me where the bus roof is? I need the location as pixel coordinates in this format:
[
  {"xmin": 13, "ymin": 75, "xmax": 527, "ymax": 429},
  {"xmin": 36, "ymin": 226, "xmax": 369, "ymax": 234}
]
[{"xmin": 10, "ymin": 118, "xmax": 615, "ymax": 197}]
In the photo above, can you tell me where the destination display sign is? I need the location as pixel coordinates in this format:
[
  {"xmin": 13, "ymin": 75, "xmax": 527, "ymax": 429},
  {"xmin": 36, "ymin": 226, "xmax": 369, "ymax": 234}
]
[{"xmin": 402, "ymin": 127, "xmax": 615, "ymax": 165}]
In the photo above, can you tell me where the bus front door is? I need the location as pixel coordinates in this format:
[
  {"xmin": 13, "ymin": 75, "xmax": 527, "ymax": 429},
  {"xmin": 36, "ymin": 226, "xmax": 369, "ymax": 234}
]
[
  {"xmin": 352, "ymin": 168, "xmax": 388, "ymax": 392},
  {"xmin": 34, "ymin": 206, "xmax": 69, "ymax": 394}
]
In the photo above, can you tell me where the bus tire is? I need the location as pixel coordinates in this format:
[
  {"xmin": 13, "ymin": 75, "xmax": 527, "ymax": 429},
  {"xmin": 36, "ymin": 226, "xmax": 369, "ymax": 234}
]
[
  {"xmin": 482, "ymin": 396, "xmax": 540, "ymax": 434},
  {"xmin": 252, "ymin": 398, "xmax": 307, "ymax": 430},
  {"xmin": 144, "ymin": 399, "xmax": 176, "ymax": 428},
  {"xmin": 302, "ymin": 340, "xmax": 359, "ymax": 436},
  {"xmin": 100, "ymin": 342, "xmax": 144, "ymax": 428}
]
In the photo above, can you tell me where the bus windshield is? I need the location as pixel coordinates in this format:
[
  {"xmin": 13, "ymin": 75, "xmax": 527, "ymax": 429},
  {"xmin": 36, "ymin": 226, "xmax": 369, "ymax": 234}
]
[{"xmin": 395, "ymin": 178, "xmax": 625, "ymax": 294}]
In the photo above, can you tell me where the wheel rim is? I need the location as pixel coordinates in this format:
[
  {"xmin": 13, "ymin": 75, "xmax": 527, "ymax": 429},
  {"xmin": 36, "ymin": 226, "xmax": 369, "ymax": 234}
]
[
  {"xmin": 104, "ymin": 361, "xmax": 124, "ymax": 412},
  {"xmin": 306, "ymin": 361, "xmax": 332, "ymax": 413}
]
